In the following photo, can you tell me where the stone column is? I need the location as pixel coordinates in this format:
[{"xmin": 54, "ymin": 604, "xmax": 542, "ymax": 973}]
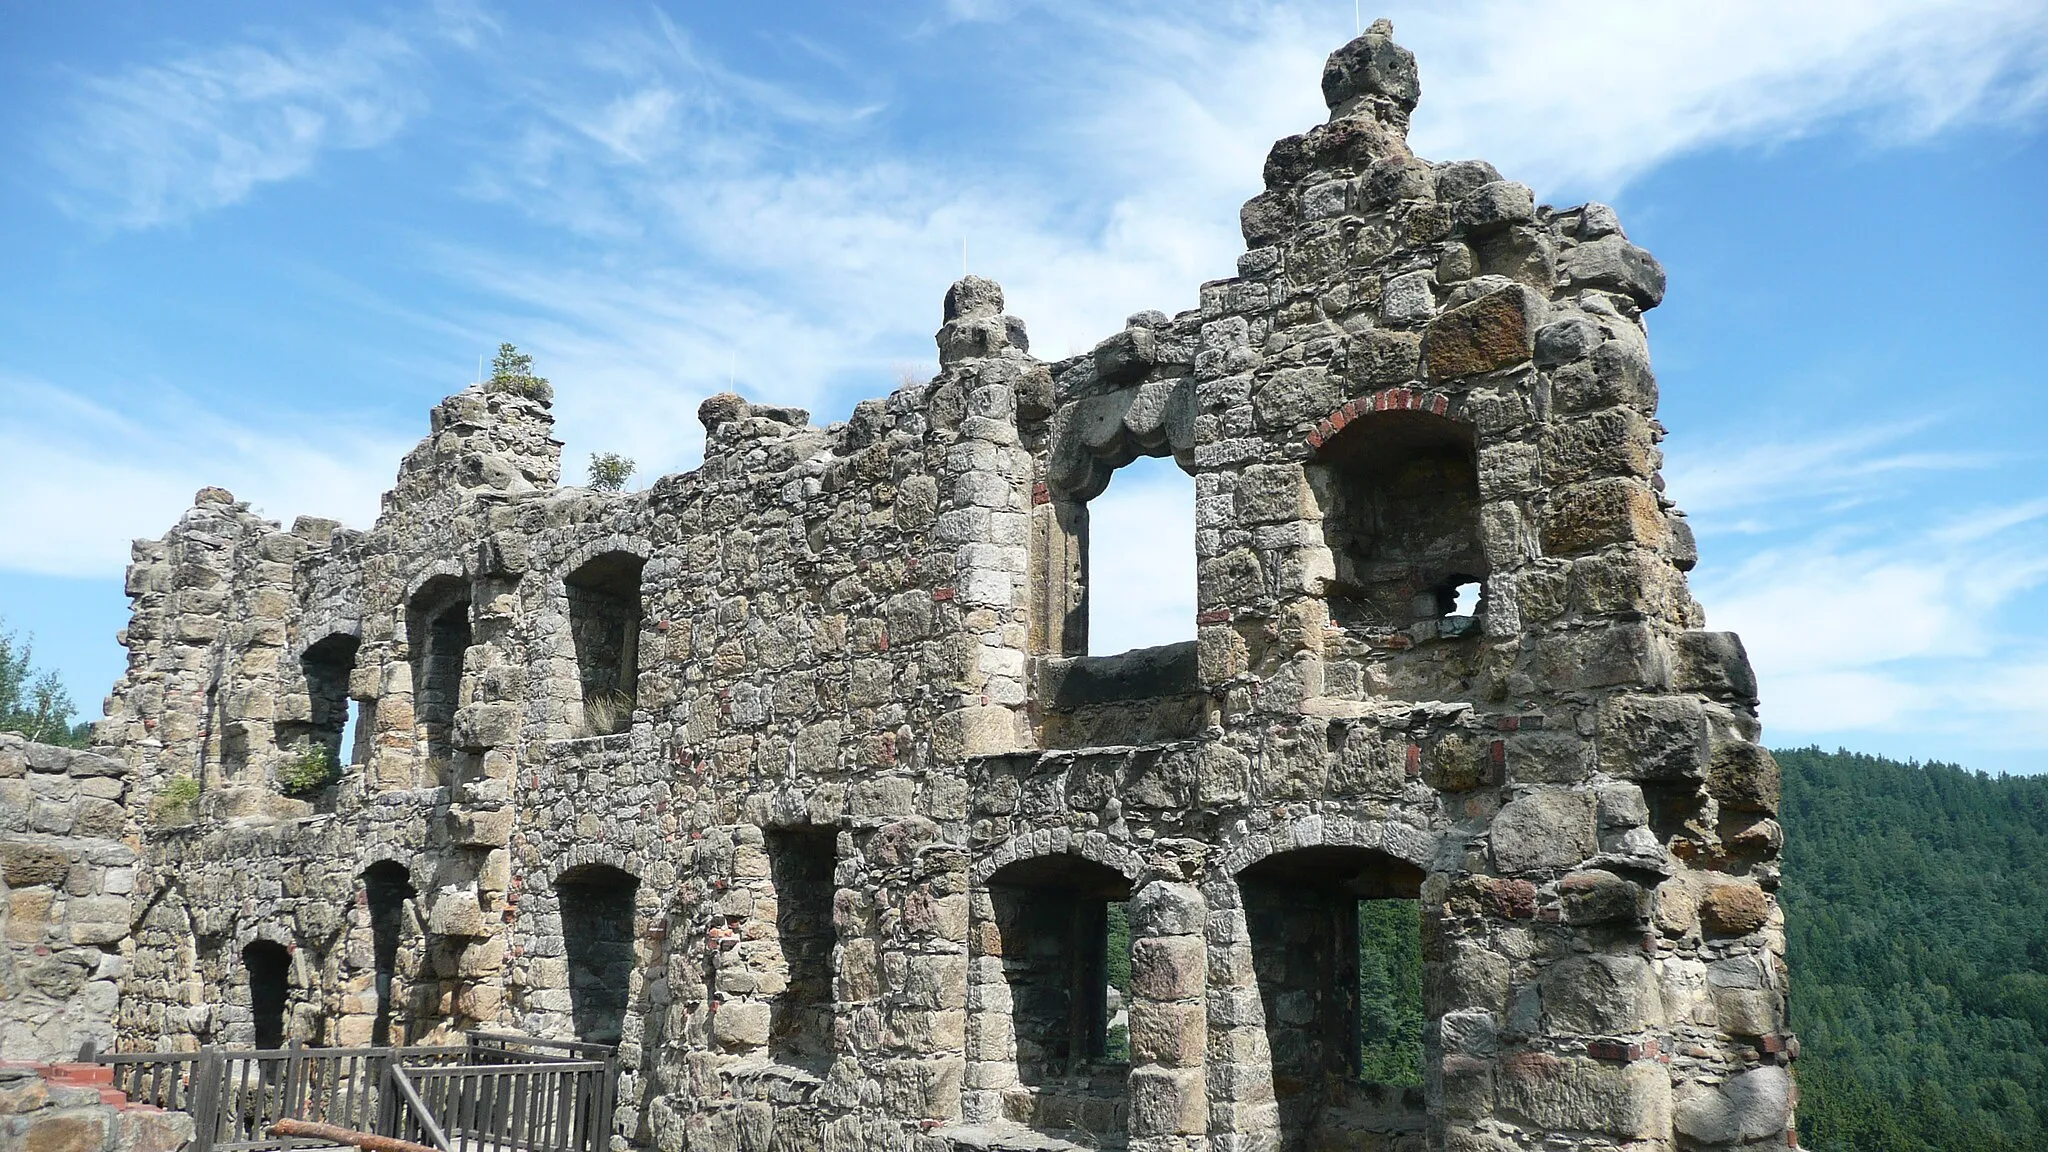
[{"xmin": 1126, "ymin": 880, "xmax": 1209, "ymax": 1149}]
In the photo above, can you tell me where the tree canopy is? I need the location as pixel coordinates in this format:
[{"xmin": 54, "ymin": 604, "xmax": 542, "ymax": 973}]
[
  {"xmin": 0, "ymin": 618, "xmax": 93, "ymax": 747},
  {"xmin": 1780, "ymin": 747, "xmax": 2048, "ymax": 1151}
]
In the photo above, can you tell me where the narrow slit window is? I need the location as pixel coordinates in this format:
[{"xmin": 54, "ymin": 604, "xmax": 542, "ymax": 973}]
[
  {"xmin": 243, "ymin": 940, "xmax": 291, "ymax": 1050},
  {"xmin": 362, "ymin": 862, "xmax": 416, "ymax": 1047},
  {"xmin": 407, "ymin": 578, "xmax": 471, "ymax": 764},
  {"xmin": 296, "ymin": 634, "xmax": 358, "ymax": 769}
]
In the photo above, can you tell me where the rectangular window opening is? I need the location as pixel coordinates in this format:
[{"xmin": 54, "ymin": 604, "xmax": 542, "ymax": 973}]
[{"xmin": 767, "ymin": 827, "xmax": 838, "ymax": 1066}]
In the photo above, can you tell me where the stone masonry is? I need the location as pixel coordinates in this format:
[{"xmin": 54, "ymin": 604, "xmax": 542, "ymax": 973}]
[{"xmin": 28, "ymin": 22, "xmax": 1794, "ymax": 1152}]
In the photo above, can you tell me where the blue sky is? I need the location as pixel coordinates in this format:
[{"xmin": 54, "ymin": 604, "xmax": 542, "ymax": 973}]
[{"xmin": 2, "ymin": 1, "xmax": 2045, "ymax": 773}]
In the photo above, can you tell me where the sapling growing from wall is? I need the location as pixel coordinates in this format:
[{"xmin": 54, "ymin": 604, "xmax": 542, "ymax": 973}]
[
  {"xmin": 486, "ymin": 342, "xmax": 553, "ymax": 404},
  {"xmin": 588, "ymin": 452, "xmax": 636, "ymax": 493}
]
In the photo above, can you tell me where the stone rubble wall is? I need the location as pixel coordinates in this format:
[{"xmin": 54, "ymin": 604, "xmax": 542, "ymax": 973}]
[
  {"xmin": 0, "ymin": 737, "xmax": 139, "ymax": 1063},
  {"xmin": 75, "ymin": 20, "xmax": 1790, "ymax": 1152},
  {"xmin": 0, "ymin": 1061, "xmax": 193, "ymax": 1152}
]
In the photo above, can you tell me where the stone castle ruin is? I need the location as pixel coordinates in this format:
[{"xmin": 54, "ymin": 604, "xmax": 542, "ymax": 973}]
[{"xmin": 1, "ymin": 24, "xmax": 1794, "ymax": 1152}]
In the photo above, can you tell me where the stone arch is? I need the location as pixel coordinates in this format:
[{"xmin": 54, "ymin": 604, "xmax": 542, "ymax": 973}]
[
  {"xmin": 1307, "ymin": 399, "xmax": 1486, "ymax": 633},
  {"xmin": 1211, "ymin": 813, "xmax": 1437, "ymax": 881},
  {"xmin": 966, "ymin": 834, "xmax": 1145, "ymax": 1136},
  {"xmin": 970, "ymin": 829, "xmax": 1144, "ymax": 890},
  {"xmin": 1210, "ymin": 817, "xmax": 1438, "ymax": 1152},
  {"xmin": 554, "ymin": 861, "xmax": 642, "ymax": 1046},
  {"xmin": 556, "ymin": 533, "xmax": 656, "ymax": 585}
]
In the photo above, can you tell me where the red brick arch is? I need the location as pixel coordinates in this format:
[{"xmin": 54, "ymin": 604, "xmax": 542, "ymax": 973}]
[{"xmin": 1306, "ymin": 388, "xmax": 1465, "ymax": 451}]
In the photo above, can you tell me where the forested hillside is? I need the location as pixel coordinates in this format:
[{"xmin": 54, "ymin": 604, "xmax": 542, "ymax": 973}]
[{"xmin": 1780, "ymin": 747, "xmax": 2048, "ymax": 1151}]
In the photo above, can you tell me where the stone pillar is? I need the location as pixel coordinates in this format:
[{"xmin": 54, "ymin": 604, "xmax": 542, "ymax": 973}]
[
  {"xmin": 931, "ymin": 276, "xmax": 1039, "ymax": 759},
  {"xmin": 1126, "ymin": 880, "xmax": 1208, "ymax": 1148}
]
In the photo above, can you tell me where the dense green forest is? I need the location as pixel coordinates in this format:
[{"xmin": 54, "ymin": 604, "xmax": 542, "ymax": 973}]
[{"xmin": 1780, "ymin": 747, "xmax": 2048, "ymax": 1151}]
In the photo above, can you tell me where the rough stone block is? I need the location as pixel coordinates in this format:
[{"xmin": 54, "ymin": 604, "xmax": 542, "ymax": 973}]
[
  {"xmin": 1131, "ymin": 936, "xmax": 1206, "ymax": 1002},
  {"xmin": 1565, "ymin": 235, "xmax": 1667, "ymax": 308},
  {"xmin": 1422, "ymin": 285, "xmax": 1544, "ymax": 381},
  {"xmin": 1540, "ymin": 952, "xmax": 1665, "ymax": 1033},
  {"xmin": 1127, "ymin": 1065, "xmax": 1207, "ymax": 1135},
  {"xmin": 1671, "ymin": 630, "xmax": 1759, "ymax": 705},
  {"xmin": 22, "ymin": 1114, "xmax": 106, "ymax": 1152},
  {"xmin": 1674, "ymin": 1066, "xmax": 1792, "ymax": 1146},
  {"xmin": 1597, "ymin": 695, "xmax": 1708, "ymax": 781},
  {"xmin": 1541, "ymin": 478, "xmax": 1665, "ymax": 555},
  {"xmin": 1, "ymin": 843, "xmax": 69, "ymax": 887},
  {"xmin": 1129, "ymin": 1000, "xmax": 1206, "ymax": 1067},
  {"xmin": 1498, "ymin": 1053, "xmax": 1671, "ymax": 1139},
  {"xmin": 1700, "ymin": 884, "xmax": 1770, "ymax": 936},
  {"xmin": 1491, "ymin": 789, "xmax": 1596, "ymax": 874},
  {"xmin": 1559, "ymin": 870, "xmax": 1644, "ymax": 926},
  {"xmin": 1707, "ymin": 741, "xmax": 1780, "ymax": 812}
]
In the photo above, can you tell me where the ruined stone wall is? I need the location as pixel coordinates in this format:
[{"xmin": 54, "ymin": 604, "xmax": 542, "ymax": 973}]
[
  {"xmin": 0, "ymin": 736, "xmax": 139, "ymax": 1062},
  {"xmin": 89, "ymin": 22, "xmax": 1791, "ymax": 1152}
]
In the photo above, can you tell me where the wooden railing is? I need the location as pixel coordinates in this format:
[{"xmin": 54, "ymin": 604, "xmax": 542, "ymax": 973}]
[{"xmin": 95, "ymin": 1034, "xmax": 616, "ymax": 1152}]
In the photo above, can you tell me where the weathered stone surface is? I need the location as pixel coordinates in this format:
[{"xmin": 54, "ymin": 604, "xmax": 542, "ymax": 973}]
[
  {"xmin": 1492, "ymin": 790, "xmax": 1597, "ymax": 874},
  {"xmin": 1674, "ymin": 1066, "xmax": 1792, "ymax": 1146},
  {"xmin": 1498, "ymin": 1054, "xmax": 1672, "ymax": 1139},
  {"xmin": 1421, "ymin": 285, "xmax": 1544, "ymax": 380},
  {"xmin": 10, "ymin": 22, "xmax": 1778, "ymax": 1152},
  {"xmin": 1700, "ymin": 884, "xmax": 1771, "ymax": 936}
]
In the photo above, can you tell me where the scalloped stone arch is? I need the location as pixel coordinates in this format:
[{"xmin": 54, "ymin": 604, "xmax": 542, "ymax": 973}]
[
  {"xmin": 556, "ymin": 533, "xmax": 655, "ymax": 587},
  {"xmin": 544, "ymin": 842, "xmax": 646, "ymax": 891},
  {"xmin": 402, "ymin": 560, "xmax": 468, "ymax": 609},
  {"xmin": 970, "ymin": 827, "xmax": 1144, "ymax": 889},
  {"xmin": 1212, "ymin": 811, "xmax": 1438, "ymax": 881}
]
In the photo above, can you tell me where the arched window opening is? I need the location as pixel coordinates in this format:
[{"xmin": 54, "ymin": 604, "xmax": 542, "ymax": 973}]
[
  {"xmin": 362, "ymin": 861, "xmax": 416, "ymax": 1047},
  {"xmin": 984, "ymin": 854, "xmax": 1134, "ymax": 1138},
  {"xmin": 243, "ymin": 940, "xmax": 292, "ymax": 1051},
  {"xmin": 1084, "ymin": 455, "xmax": 1196, "ymax": 657},
  {"xmin": 407, "ymin": 578, "xmax": 471, "ymax": 765},
  {"xmin": 291, "ymin": 634, "xmax": 359, "ymax": 772},
  {"xmin": 1239, "ymin": 847, "xmax": 1426, "ymax": 1150},
  {"xmin": 1311, "ymin": 410, "xmax": 1485, "ymax": 636},
  {"xmin": 558, "ymin": 863, "xmax": 639, "ymax": 1045},
  {"xmin": 566, "ymin": 552, "xmax": 645, "ymax": 736},
  {"xmin": 766, "ymin": 827, "xmax": 837, "ymax": 1066}
]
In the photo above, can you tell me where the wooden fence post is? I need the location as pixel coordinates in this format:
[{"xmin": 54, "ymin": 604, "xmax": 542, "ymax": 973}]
[{"xmin": 190, "ymin": 1047, "xmax": 224, "ymax": 1152}]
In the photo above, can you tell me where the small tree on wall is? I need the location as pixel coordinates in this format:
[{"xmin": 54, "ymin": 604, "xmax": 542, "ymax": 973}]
[
  {"xmin": 587, "ymin": 452, "xmax": 636, "ymax": 493},
  {"xmin": 486, "ymin": 343, "xmax": 553, "ymax": 404}
]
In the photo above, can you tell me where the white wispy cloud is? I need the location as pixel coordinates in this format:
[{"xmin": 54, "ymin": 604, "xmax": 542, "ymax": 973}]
[
  {"xmin": 0, "ymin": 376, "xmax": 403, "ymax": 577},
  {"xmin": 1696, "ymin": 501, "xmax": 2048, "ymax": 742},
  {"xmin": 1390, "ymin": 0, "xmax": 2048, "ymax": 198},
  {"xmin": 47, "ymin": 25, "xmax": 422, "ymax": 229}
]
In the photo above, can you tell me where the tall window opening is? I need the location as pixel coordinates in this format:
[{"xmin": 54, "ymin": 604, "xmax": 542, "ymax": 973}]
[
  {"xmin": 243, "ymin": 940, "xmax": 291, "ymax": 1050},
  {"xmin": 1083, "ymin": 455, "xmax": 1195, "ymax": 657},
  {"xmin": 407, "ymin": 577, "xmax": 471, "ymax": 763},
  {"xmin": 1239, "ymin": 847, "xmax": 1425, "ymax": 1149},
  {"xmin": 1311, "ymin": 410, "xmax": 1484, "ymax": 633},
  {"xmin": 558, "ymin": 863, "xmax": 639, "ymax": 1045},
  {"xmin": 296, "ymin": 634, "xmax": 359, "ymax": 768},
  {"xmin": 363, "ymin": 862, "xmax": 416, "ymax": 1047},
  {"xmin": 766, "ymin": 827, "xmax": 837, "ymax": 1065},
  {"xmin": 565, "ymin": 552, "xmax": 644, "ymax": 736},
  {"xmin": 985, "ymin": 854, "xmax": 1133, "ymax": 1136}
]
